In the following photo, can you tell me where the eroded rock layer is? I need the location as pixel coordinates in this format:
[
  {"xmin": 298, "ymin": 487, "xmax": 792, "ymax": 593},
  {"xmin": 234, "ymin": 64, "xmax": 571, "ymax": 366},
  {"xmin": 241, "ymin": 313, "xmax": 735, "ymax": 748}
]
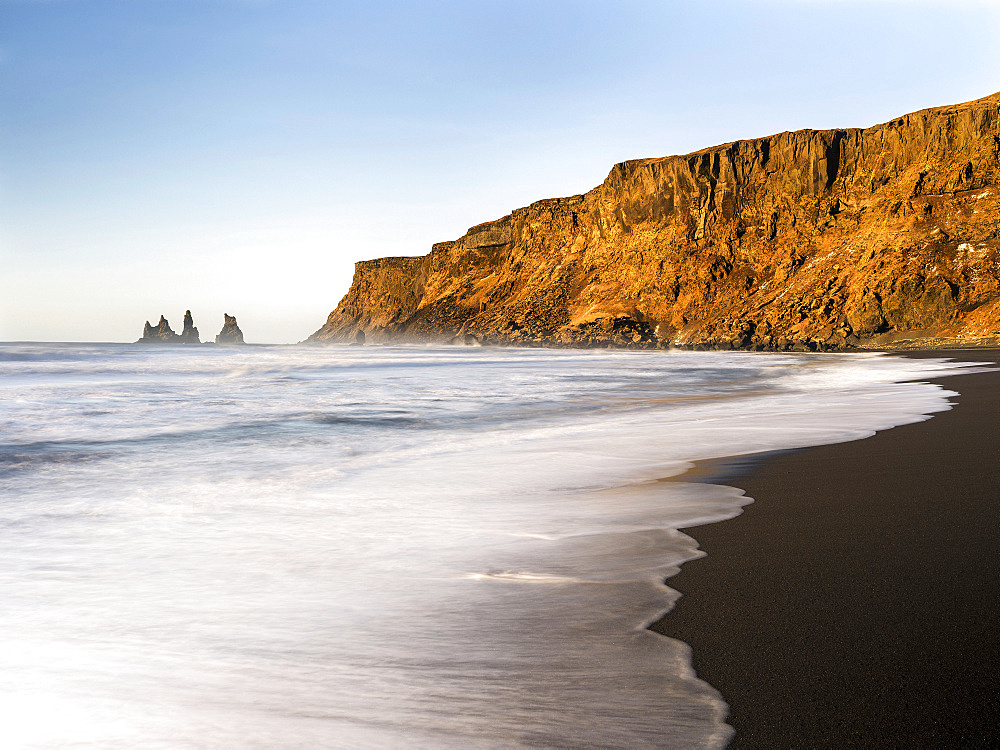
[{"xmin": 309, "ymin": 93, "xmax": 1000, "ymax": 350}]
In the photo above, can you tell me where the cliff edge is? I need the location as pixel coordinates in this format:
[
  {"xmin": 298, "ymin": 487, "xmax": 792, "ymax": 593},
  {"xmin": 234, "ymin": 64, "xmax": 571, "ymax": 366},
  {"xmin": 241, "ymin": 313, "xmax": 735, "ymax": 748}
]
[{"xmin": 309, "ymin": 93, "xmax": 1000, "ymax": 350}]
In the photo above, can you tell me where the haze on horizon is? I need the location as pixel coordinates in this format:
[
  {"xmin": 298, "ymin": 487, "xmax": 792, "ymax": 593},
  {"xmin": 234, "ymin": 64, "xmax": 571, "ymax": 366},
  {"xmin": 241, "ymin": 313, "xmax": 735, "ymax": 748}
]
[{"xmin": 2, "ymin": 0, "xmax": 999, "ymax": 343}]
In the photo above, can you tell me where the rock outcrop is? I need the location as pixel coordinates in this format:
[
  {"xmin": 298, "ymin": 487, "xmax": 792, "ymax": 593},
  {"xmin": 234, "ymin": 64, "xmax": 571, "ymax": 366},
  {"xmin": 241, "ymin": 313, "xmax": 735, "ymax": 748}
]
[
  {"xmin": 137, "ymin": 315, "xmax": 181, "ymax": 344},
  {"xmin": 137, "ymin": 311, "xmax": 202, "ymax": 344},
  {"xmin": 309, "ymin": 92, "xmax": 1000, "ymax": 350},
  {"xmin": 215, "ymin": 314, "xmax": 245, "ymax": 345},
  {"xmin": 178, "ymin": 310, "xmax": 200, "ymax": 344}
]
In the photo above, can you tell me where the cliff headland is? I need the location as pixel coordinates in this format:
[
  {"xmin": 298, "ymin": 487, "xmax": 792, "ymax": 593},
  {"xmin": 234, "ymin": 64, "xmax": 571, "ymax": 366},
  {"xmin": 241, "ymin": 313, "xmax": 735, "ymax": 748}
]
[{"xmin": 309, "ymin": 92, "xmax": 1000, "ymax": 350}]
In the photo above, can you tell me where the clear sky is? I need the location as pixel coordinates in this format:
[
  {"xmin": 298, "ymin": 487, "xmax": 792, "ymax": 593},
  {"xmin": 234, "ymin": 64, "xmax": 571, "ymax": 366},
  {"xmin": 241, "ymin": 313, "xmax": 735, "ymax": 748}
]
[{"xmin": 2, "ymin": 0, "xmax": 999, "ymax": 343}]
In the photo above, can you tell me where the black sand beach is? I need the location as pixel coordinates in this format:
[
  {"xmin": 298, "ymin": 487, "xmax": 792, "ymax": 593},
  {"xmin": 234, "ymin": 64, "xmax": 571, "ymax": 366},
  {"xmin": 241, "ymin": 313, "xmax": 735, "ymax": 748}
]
[{"xmin": 653, "ymin": 350, "xmax": 1000, "ymax": 749}]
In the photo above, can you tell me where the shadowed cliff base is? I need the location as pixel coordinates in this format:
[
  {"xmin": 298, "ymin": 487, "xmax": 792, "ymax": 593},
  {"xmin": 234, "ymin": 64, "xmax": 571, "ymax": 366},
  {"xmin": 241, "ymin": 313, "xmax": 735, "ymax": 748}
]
[
  {"xmin": 309, "ymin": 92, "xmax": 1000, "ymax": 351},
  {"xmin": 653, "ymin": 351, "xmax": 1000, "ymax": 748}
]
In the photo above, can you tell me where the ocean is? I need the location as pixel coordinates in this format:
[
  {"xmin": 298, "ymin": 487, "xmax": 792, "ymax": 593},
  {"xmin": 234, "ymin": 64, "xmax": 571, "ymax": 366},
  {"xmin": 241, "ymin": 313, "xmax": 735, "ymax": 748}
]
[{"xmin": 0, "ymin": 343, "xmax": 976, "ymax": 748}]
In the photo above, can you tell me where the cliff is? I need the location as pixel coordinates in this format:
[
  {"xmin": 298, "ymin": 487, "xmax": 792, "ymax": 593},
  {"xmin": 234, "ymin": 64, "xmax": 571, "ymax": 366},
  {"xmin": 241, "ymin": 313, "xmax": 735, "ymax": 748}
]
[{"xmin": 309, "ymin": 93, "xmax": 1000, "ymax": 350}]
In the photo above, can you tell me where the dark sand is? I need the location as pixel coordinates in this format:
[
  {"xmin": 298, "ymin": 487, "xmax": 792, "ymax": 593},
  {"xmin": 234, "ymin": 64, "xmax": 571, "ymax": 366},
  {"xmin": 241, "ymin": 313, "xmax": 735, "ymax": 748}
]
[{"xmin": 652, "ymin": 350, "xmax": 1000, "ymax": 749}]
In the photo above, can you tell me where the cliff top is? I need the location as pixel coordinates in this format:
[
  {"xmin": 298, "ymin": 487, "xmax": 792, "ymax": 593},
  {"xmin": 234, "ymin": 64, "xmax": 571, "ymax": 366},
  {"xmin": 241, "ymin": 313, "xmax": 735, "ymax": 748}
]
[{"xmin": 615, "ymin": 90, "xmax": 1000, "ymax": 173}]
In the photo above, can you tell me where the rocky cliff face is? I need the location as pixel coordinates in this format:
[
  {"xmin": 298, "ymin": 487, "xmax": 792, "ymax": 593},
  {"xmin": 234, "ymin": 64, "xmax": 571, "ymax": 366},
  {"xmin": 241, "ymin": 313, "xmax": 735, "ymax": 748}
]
[
  {"xmin": 309, "ymin": 93, "xmax": 1000, "ymax": 350},
  {"xmin": 216, "ymin": 314, "xmax": 245, "ymax": 345}
]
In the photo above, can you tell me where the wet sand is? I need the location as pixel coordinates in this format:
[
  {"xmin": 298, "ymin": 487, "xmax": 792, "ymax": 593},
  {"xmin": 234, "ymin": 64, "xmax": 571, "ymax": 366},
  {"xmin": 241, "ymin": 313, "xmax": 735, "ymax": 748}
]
[{"xmin": 652, "ymin": 350, "xmax": 1000, "ymax": 749}]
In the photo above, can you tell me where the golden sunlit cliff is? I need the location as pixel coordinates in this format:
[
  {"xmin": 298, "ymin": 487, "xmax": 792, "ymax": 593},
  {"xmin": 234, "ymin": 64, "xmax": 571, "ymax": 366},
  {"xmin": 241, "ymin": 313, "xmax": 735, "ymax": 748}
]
[{"xmin": 309, "ymin": 93, "xmax": 1000, "ymax": 350}]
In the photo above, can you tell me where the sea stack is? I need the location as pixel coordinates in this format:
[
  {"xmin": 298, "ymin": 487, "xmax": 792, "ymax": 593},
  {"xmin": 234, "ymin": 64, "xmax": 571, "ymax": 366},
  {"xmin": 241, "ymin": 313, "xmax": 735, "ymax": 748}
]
[
  {"xmin": 178, "ymin": 310, "xmax": 200, "ymax": 344},
  {"xmin": 137, "ymin": 315, "xmax": 181, "ymax": 343},
  {"xmin": 137, "ymin": 312, "xmax": 204, "ymax": 344},
  {"xmin": 216, "ymin": 314, "xmax": 245, "ymax": 345}
]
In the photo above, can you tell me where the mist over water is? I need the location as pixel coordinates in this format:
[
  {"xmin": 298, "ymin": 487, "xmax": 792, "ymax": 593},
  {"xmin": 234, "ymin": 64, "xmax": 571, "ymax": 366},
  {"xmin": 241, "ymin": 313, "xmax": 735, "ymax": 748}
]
[{"xmin": 0, "ymin": 343, "xmax": 977, "ymax": 748}]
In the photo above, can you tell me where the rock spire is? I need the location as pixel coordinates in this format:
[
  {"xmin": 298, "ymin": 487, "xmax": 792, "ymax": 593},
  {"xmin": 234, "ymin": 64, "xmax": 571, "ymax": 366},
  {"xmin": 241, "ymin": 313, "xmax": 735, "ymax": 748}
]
[
  {"xmin": 178, "ymin": 310, "xmax": 200, "ymax": 344},
  {"xmin": 215, "ymin": 314, "xmax": 245, "ymax": 345},
  {"xmin": 137, "ymin": 315, "xmax": 181, "ymax": 343},
  {"xmin": 136, "ymin": 311, "xmax": 204, "ymax": 344}
]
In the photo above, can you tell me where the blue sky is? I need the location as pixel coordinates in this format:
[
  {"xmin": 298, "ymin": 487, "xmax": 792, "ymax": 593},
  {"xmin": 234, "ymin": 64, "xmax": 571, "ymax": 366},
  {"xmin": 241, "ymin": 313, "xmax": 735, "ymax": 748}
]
[{"xmin": 2, "ymin": 0, "xmax": 999, "ymax": 342}]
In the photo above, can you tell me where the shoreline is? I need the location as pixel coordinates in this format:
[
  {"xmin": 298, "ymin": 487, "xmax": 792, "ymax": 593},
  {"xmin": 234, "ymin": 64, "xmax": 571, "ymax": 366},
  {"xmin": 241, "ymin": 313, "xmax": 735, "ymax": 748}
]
[{"xmin": 651, "ymin": 349, "xmax": 1000, "ymax": 748}]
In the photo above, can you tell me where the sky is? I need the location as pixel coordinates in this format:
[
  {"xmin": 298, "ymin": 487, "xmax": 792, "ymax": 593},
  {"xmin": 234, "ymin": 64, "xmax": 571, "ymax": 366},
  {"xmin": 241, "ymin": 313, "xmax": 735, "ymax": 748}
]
[{"xmin": 2, "ymin": 0, "xmax": 999, "ymax": 343}]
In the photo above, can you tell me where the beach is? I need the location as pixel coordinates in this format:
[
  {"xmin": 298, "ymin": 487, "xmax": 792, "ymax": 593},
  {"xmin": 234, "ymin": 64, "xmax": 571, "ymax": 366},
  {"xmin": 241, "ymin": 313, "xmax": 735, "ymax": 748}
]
[{"xmin": 653, "ymin": 350, "xmax": 1000, "ymax": 748}]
